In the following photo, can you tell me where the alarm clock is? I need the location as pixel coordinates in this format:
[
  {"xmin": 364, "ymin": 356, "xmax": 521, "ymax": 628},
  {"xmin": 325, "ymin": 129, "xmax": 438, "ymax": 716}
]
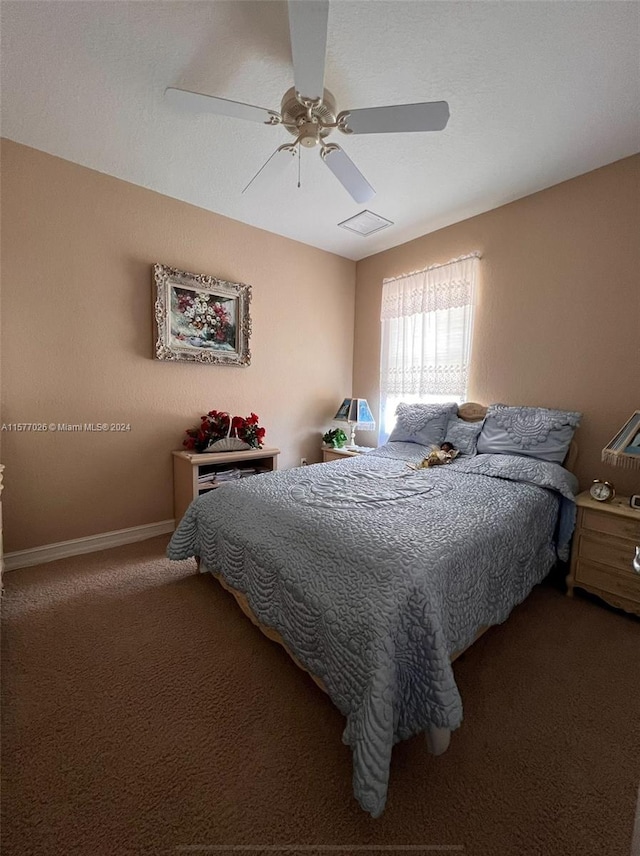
[
  {"xmin": 630, "ymin": 494, "xmax": 640, "ymax": 510},
  {"xmin": 590, "ymin": 479, "xmax": 615, "ymax": 503}
]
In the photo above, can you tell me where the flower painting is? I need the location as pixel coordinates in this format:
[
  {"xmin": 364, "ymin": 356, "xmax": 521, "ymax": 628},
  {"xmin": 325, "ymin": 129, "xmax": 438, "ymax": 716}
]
[
  {"xmin": 171, "ymin": 287, "xmax": 237, "ymax": 352},
  {"xmin": 153, "ymin": 264, "xmax": 251, "ymax": 365}
]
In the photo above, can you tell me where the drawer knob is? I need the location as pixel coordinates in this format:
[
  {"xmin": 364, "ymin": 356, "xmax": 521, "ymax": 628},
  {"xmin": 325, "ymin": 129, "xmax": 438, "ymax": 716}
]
[{"xmin": 634, "ymin": 547, "xmax": 640, "ymax": 575}]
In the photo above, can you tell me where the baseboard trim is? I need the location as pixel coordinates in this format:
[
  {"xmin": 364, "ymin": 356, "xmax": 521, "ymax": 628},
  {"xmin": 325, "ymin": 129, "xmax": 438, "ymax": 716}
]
[{"xmin": 4, "ymin": 520, "xmax": 176, "ymax": 571}]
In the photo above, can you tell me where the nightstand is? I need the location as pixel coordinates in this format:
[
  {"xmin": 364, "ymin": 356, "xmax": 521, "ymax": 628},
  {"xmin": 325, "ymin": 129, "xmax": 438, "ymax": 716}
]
[
  {"xmin": 321, "ymin": 447, "xmax": 370, "ymax": 463},
  {"xmin": 566, "ymin": 491, "xmax": 640, "ymax": 615},
  {"xmin": 172, "ymin": 447, "xmax": 280, "ymax": 524}
]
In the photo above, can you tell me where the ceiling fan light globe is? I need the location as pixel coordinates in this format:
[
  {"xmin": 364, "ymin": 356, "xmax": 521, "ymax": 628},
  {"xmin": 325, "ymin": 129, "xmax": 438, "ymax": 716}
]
[{"xmin": 298, "ymin": 122, "xmax": 322, "ymax": 148}]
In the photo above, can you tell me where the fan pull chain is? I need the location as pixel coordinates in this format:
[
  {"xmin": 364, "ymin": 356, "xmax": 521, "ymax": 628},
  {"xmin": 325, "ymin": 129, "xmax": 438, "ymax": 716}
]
[{"xmin": 297, "ymin": 145, "xmax": 301, "ymax": 189}]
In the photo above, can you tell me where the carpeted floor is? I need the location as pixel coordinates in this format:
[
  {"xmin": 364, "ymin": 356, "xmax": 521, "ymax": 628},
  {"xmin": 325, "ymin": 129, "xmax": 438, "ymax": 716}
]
[{"xmin": 2, "ymin": 536, "xmax": 639, "ymax": 856}]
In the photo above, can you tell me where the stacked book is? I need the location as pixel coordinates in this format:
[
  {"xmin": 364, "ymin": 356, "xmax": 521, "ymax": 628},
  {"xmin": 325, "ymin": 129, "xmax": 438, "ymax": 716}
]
[
  {"xmin": 213, "ymin": 468, "xmax": 242, "ymax": 483},
  {"xmin": 198, "ymin": 467, "xmax": 264, "ymax": 488}
]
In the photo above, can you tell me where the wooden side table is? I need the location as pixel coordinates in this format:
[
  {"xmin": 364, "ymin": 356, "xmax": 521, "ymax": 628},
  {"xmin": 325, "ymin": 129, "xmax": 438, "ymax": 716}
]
[
  {"xmin": 321, "ymin": 447, "xmax": 372, "ymax": 463},
  {"xmin": 172, "ymin": 447, "xmax": 280, "ymax": 524},
  {"xmin": 566, "ymin": 491, "xmax": 640, "ymax": 615}
]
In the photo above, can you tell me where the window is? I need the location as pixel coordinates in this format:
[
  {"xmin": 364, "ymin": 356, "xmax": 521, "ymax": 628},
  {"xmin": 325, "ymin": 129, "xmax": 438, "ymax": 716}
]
[{"xmin": 380, "ymin": 254, "xmax": 479, "ymax": 438}]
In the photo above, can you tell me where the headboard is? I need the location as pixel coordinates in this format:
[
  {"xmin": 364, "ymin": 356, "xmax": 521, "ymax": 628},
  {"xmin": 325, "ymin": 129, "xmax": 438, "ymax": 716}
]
[
  {"xmin": 457, "ymin": 402, "xmax": 487, "ymax": 423},
  {"xmin": 457, "ymin": 402, "xmax": 578, "ymax": 474}
]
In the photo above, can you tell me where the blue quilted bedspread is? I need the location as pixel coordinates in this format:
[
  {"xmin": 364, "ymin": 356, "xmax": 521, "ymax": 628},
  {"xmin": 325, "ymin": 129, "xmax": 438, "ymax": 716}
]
[{"xmin": 168, "ymin": 443, "xmax": 578, "ymax": 816}]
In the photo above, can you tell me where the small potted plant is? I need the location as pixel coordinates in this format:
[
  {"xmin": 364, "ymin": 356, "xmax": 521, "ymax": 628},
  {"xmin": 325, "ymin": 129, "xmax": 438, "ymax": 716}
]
[{"xmin": 322, "ymin": 428, "xmax": 347, "ymax": 449}]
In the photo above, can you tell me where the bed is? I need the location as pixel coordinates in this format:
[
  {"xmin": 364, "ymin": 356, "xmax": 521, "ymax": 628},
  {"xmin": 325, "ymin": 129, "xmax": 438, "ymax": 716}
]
[{"xmin": 168, "ymin": 402, "xmax": 580, "ymax": 817}]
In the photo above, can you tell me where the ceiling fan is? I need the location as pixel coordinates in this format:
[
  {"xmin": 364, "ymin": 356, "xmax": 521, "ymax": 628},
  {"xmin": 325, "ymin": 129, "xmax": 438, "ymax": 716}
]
[{"xmin": 166, "ymin": 0, "xmax": 449, "ymax": 204}]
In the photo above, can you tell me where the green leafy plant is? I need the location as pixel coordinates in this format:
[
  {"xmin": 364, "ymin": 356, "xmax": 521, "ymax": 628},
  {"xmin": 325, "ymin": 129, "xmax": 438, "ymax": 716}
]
[{"xmin": 322, "ymin": 428, "xmax": 347, "ymax": 448}]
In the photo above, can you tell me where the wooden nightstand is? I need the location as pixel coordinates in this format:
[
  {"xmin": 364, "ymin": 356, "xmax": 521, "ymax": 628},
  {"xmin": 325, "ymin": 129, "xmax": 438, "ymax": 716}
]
[
  {"xmin": 172, "ymin": 447, "xmax": 280, "ymax": 524},
  {"xmin": 321, "ymin": 447, "xmax": 371, "ymax": 463},
  {"xmin": 566, "ymin": 491, "xmax": 640, "ymax": 615}
]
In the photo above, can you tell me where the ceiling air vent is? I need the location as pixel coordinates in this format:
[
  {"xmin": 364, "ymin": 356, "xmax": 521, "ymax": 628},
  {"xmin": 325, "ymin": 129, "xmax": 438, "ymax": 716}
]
[{"xmin": 338, "ymin": 210, "xmax": 393, "ymax": 236}]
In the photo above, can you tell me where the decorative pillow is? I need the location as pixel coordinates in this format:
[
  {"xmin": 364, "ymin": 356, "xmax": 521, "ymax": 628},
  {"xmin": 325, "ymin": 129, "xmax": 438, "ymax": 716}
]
[
  {"xmin": 477, "ymin": 404, "xmax": 581, "ymax": 464},
  {"xmin": 444, "ymin": 415, "xmax": 483, "ymax": 456},
  {"xmin": 388, "ymin": 402, "xmax": 457, "ymax": 447}
]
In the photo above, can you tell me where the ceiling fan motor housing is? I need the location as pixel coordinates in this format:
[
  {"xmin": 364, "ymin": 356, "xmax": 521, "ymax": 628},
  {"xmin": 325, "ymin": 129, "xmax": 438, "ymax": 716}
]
[{"xmin": 280, "ymin": 86, "xmax": 337, "ymax": 147}]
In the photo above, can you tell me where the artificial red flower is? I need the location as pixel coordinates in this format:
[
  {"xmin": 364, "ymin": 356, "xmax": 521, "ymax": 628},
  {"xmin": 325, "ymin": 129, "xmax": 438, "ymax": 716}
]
[{"xmin": 182, "ymin": 410, "xmax": 264, "ymax": 452}]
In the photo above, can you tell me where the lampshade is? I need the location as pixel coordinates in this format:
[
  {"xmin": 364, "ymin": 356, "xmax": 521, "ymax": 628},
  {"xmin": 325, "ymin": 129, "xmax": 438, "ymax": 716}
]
[
  {"xmin": 333, "ymin": 398, "xmax": 376, "ymax": 449},
  {"xmin": 602, "ymin": 410, "xmax": 640, "ymax": 470}
]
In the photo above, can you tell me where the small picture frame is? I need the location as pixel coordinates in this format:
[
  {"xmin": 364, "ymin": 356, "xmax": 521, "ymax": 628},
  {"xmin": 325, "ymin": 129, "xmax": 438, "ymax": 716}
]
[
  {"xmin": 627, "ymin": 432, "xmax": 640, "ymax": 454},
  {"xmin": 153, "ymin": 264, "xmax": 251, "ymax": 366},
  {"xmin": 602, "ymin": 410, "xmax": 640, "ymax": 467}
]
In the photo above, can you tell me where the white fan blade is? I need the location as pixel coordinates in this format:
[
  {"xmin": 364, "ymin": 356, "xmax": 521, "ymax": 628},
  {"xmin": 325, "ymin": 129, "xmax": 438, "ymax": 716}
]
[
  {"xmin": 321, "ymin": 144, "xmax": 375, "ymax": 204},
  {"xmin": 242, "ymin": 144, "xmax": 297, "ymax": 194},
  {"xmin": 165, "ymin": 87, "xmax": 280, "ymax": 125},
  {"xmin": 338, "ymin": 101, "xmax": 450, "ymax": 135},
  {"xmin": 288, "ymin": 0, "xmax": 328, "ymax": 101}
]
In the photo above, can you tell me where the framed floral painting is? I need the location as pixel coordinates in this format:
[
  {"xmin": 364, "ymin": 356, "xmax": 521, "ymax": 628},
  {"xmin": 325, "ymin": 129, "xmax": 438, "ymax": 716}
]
[{"xmin": 153, "ymin": 264, "xmax": 251, "ymax": 366}]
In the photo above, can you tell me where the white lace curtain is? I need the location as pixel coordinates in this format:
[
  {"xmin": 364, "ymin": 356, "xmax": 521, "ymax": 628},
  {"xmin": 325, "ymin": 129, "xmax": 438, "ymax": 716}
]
[{"xmin": 380, "ymin": 254, "xmax": 479, "ymax": 433}]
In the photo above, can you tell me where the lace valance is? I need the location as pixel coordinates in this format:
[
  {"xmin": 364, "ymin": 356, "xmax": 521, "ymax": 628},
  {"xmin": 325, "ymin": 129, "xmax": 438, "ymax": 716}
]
[{"xmin": 381, "ymin": 254, "xmax": 479, "ymax": 320}]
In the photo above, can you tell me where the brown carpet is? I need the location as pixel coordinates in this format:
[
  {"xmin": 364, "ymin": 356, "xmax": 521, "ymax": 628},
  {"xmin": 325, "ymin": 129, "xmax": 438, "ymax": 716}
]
[{"xmin": 2, "ymin": 536, "xmax": 639, "ymax": 856}]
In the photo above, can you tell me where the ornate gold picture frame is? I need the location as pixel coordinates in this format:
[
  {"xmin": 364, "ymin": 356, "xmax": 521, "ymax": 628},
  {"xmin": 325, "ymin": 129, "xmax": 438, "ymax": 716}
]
[{"xmin": 153, "ymin": 264, "xmax": 251, "ymax": 366}]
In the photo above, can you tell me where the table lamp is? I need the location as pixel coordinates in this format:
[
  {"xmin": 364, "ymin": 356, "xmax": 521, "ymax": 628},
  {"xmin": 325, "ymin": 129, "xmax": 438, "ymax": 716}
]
[{"xmin": 333, "ymin": 398, "xmax": 376, "ymax": 450}]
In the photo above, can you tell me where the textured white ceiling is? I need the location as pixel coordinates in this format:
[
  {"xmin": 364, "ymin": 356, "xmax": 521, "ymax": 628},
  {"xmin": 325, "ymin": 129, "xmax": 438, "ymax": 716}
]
[{"xmin": 2, "ymin": 1, "xmax": 639, "ymax": 261}]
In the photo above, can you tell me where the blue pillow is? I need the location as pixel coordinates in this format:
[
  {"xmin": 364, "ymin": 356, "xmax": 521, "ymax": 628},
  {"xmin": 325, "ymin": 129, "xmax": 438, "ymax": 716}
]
[
  {"xmin": 444, "ymin": 415, "xmax": 483, "ymax": 456},
  {"xmin": 389, "ymin": 402, "xmax": 457, "ymax": 447},
  {"xmin": 477, "ymin": 404, "xmax": 581, "ymax": 464}
]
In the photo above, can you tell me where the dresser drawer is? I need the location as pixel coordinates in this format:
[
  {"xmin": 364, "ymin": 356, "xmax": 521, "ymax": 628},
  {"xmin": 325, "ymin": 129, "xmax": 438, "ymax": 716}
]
[
  {"xmin": 578, "ymin": 532, "xmax": 638, "ymax": 575},
  {"xmin": 582, "ymin": 508, "xmax": 640, "ymax": 541},
  {"xmin": 575, "ymin": 559, "xmax": 640, "ymax": 602}
]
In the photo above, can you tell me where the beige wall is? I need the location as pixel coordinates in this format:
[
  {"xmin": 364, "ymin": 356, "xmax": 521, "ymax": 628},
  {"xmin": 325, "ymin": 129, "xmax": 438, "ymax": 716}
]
[
  {"xmin": 1, "ymin": 140, "xmax": 356, "ymax": 552},
  {"xmin": 3, "ymin": 142, "xmax": 639, "ymax": 553},
  {"xmin": 354, "ymin": 155, "xmax": 640, "ymax": 497}
]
